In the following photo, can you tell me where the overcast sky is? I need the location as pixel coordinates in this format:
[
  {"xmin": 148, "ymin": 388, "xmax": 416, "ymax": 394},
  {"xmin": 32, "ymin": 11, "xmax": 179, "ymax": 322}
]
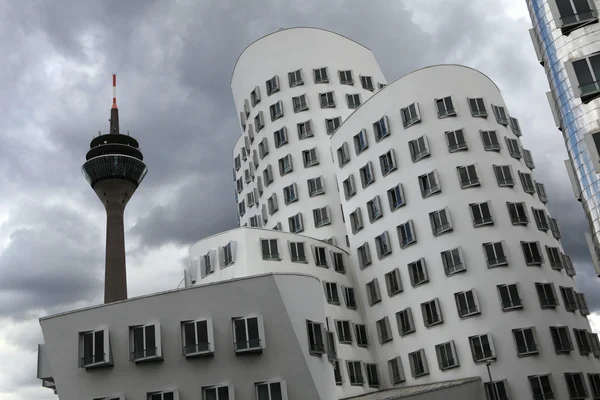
[{"xmin": 1, "ymin": 0, "xmax": 599, "ymax": 398}]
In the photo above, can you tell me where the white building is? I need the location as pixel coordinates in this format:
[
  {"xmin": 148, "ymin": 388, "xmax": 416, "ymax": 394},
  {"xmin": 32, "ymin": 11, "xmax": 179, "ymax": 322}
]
[{"xmin": 38, "ymin": 28, "xmax": 600, "ymax": 400}]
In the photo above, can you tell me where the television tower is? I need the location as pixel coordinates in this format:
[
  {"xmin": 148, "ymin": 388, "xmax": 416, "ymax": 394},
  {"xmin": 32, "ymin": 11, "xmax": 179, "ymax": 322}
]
[{"xmin": 82, "ymin": 75, "xmax": 148, "ymax": 303}]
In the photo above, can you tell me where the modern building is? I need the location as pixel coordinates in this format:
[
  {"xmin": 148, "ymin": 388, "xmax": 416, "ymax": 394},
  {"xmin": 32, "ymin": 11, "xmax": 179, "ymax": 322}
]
[
  {"xmin": 526, "ymin": 0, "xmax": 600, "ymax": 276},
  {"xmin": 38, "ymin": 28, "xmax": 600, "ymax": 400}
]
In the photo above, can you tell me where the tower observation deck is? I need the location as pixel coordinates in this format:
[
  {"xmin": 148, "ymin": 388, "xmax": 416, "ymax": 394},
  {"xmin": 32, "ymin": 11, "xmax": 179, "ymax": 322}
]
[{"xmin": 81, "ymin": 75, "xmax": 148, "ymax": 303}]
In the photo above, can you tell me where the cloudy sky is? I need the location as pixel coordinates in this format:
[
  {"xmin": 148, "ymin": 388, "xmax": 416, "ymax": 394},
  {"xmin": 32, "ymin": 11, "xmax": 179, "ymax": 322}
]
[{"xmin": 1, "ymin": 0, "xmax": 599, "ymax": 398}]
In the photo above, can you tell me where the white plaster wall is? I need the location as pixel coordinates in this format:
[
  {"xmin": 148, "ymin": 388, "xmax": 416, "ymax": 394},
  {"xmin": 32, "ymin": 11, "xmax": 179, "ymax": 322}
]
[{"xmin": 330, "ymin": 64, "xmax": 599, "ymax": 398}]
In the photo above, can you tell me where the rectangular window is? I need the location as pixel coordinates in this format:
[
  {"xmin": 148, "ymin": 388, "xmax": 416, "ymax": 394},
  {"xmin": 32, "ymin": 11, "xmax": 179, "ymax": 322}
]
[
  {"xmin": 494, "ymin": 165, "xmax": 514, "ymax": 187},
  {"xmin": 522, "ymin": 241, "xmax": 543, "ymax": 265},
  {"xmin": 556, "ymin": 0, "xmax": 598, "ymax": 33},
  {"xmin": 455, "ymin": 289, "xmax": 480, "ymax": 318},
  {"xmin": 336, "ymin": 320, "xmax": 353, "ymax": 343},
  {"xmin": 283, "ymin": 183, "xmax": 298, "ymax": 205},
  {"xmin": 457, "ymin": 164, "xmax": 480, "ymax": 188},
  {"xmin": 201, "ymin": 251, "xmax": 215, "ymax": 278},
  {"xmin": 288, "ymin": 213, "xmax": 304, "ymax": 233},
  {"xmin": 498, "ymin": 283, "xmax": 522, "ymax": 310},
  {"xmin": 532, "ymin": 208, "xmax": 550, "ymax": 231},
  {"xmin": 314, "ymin": 67, "xmax": 329, "ymax": 83},
  {"xmin": 564, "ymin": 254, "xmax": 577, "ymax": 276},
  {"xmin": 481, "ymin": 130, "xmax": 501, "ymax": 151},
  {"xmin": 346, "ymin": 94, "xmax": 361, "ymax": 109},
  {"xmin": 446, "ymin": 129, "xmax": 467, "ymax": 152},
  {"xmin": 267, "ymin": 193, "xmax": 278, "ymax": 215},
  {"xmin": 333, "ymin": 252, "xmax": 345, "ymax": 273},
  {"xmin": 388, "ymin": 357, "xmax": 406, "ymax": 384},
  {"xmin": 361, "ymin": 75, "xmax": 374, "ymax": 91},
  {"xmin": 519, "ymin": 171, "xmax": 536, "ymax": 194},
  {"xmin": 436, "ymin": 96, "xmax": 456, "ymax": 118},
  {"xmin": 492, "ymin": 104, "xmax": 509, "ymax": 125},
  {"xmin": 430, "ymin": 208, "xmax": 453, "ymax": 236},
  {"xmin": 297, "ymin": 119, "xmax": 313, "ymax": 140},
  {"xmin": 347, "ymin": 361, "xmax": 364, "ymax": 386},
  {"xmin": 355, "ymin": 324, "xmax": 369, "ymax": 347},
  {"xmin": 484, "ymin": 380, "xmax": 509, "ymax": 400},
  {"xmin": 367, "ymin": 195, "xmax": 383, "ymax": 223},
  {"xmin": 131, "ymin": 324, "xmax": 161, "ymax": 361},
  {"xmin": 344, "ymin": 175, "xmax": 356, "ymax": 199},
  {"xmin": 222, "ymin": 242, "xmax": 234, "ymax": 267},
  {"xmin": 306, "ymin": 320, "xmax": 325, "ymax": 355},
  {"xmin": 588, "ymin": 373, "xmax": 600, "ymax": 398},
  {"xmin": 510, "ymin": 116, "xmax": 522, "ymax": 136},
  {"xmin": 507, "ymin": 202, "xmax": 529, "ymax": 225},
  {"xmin": 256, "ymin": 381, "xmax": 286, "ymax": 400},
  {"xmin": 238, "ymin": 201, "xmax": 245, "ymax": 217},
  {"xmin": 353, "ymin": 129, "xmax": 369, "ymax": 154},
  {"xmin": 484, "ymin": 241, "xmax": 508, "ymax": 268},
  {"xmin": 288, "ymin": 69, "xmax": 303, "ymax": 87},
  {"xmin": 576, "ymin": 292, "xmax": 591, "ymax": 315},
  {"xmin": 397, "ymin": 220, "xmax": 417, "ymax": 248},
  {"xmin": 259, "ymin": 138, "xmax": 269, "ymax": 159},
  {"xmin": 236, "ymin": 178, "xmax": 243, "ymax": 193},
  {"xmin": 269, "ymin": 100, "xmax": 283, "ymax": 121},
  {"xmin": 307, "ymin": 176, "xmax": 324, "ymax": 197},
  {"xmin": 349, "ymin": 208, "xmax": 363, "ymax": 233},
  {"xmin": 319, "ymin": 91, "xmax": 335, "ymax": 108},
  {"xmin": 385, "ymin": 268, "xmax": 403, "ymax": 297},
  {"xmin": 550, "ymin": 326, "xmax": 574, "ymax": 353},
  {"xmin": 470, "ymin": 202, "xmax": 493, "ymax": 227},
  {"xmin": 561, "ymin": 286, "xmax": 578, "ymax": 311},
  {"xmin": 324, "ymin": 281, "xmax": 340, "ymax": 305},
  {"xmin": 289, "ymin": 242, "xmax": 306, "ymax": 263},
  {"xmin": 182, "ymin": 319, "xmax": 213, "ymax": 356},
  {"xmin": 263, "ymin": 165, "xmax": 274, "ymax": 185},
  {"xmin": 574, "ymin": 329, "xmax": 592, "ymax": 355},
  {"xmin": 148, "ymin": 390, "xmax": 177, "ymax": 400},
  {"xmin": 469, "ymin": 333, "xmax": 496, "ymax": 362},
  {"xmin": 273, "ymin": 127, "xmax": 288, "ymax": 148},
  {"xmin": 523, "ymin": 149, "xmax": 535, "ymax": 169},
  {"xmin": 379, "ymin": 149, "xmax": 397, "ymax": 176},
  {"xmin": 421, "ymin": 298, "xmax": 443, "ymax": 327},
  {"xmin": 408, "ymin": 349, "xmax": 429, "ymax": 378},
  {"xmin": 537, "ymin": 182, "xmax": 549, "ymax": 203},
  {"xmin": 419, "ymin": 170, "xmax": 441, "ymax": 198},
  {"xmin": 529, "ymin": 375, "xmax": 555, "ymax": 400},
  {"xmin": 80, "ymin": 329, "xmax": 109, "ymax": 368},
  {"xmin": 326, "ymin": 116, "xmax": 341, "ymax": 134},
  {"xmin": 375, "ymin": 231, "xmax": 392, "ymax": 259},
  {"xmin": 513, "ymin": 327, "xmax": 538, "ymax": 356},
  {"xmin": 359, "ymin": 162, "xmax": 375, "ymax": 188},
  {"xmin": 202, "ymin": 385, "xmax": 232, "ymax": 400},
  {"xmin": 536, "ymin": 282, "xmax": 559, "ymax": 308},
  {"xmin": 387, "ymin": 184, "xmax": 406, "ymax": 211},
  {"xmin": 292, "ymin": 94, "xmax": 308, "ymax": 113},
  {"xmin": 278, "ymin": 154, "xmax": 293, "ymax": 176},
  {"xmin": 376, "ymin": 317, "xmax": 392, "ymax": 344},
  {"xmin": 408, "ymin": 258, "xmax": 428, "ymax": 287},
  {"xmin": 339, "ymin": 70, "xmax": 354, "ymax": 85},
  {"xmin": 565, "ymin": 372, "xmax": 589, "ymax": 400},
  {"xmin": 327, "ymin": 331, "xmax": 338, "ymax": 362},
  {"xmin": 266, "ymin": 75, "xmax": 279, "ymax": 96},
  {"xmin": 357, "ymin": 242, "xmax": 372, "ymax": 269},
  {"xmin": 373, "ymin": 115, "xmax": 391, "ymax": 141},
  {"xmin": 337, "ymin": 142, "xmax": 350, "ymax": 167},
  {"xmin": 333, "ymin": 360, "xmax": 343, "ymax": 385},
  {"xmin": 505, "ymin": 137, "xmax": 522, "ymax": 159},
  {"xmin": 251, "ymin": 86, "xmax": 261, "ymax": 107},
  {"xmin": 261, "ymin": 239, "xmax": 279, "ymax": 260},
  {"xmin": 343, "ymin": 287, "xmax": 357, "ymax": 309},
  {"xmin": 401, "ymin": 102, "xmax": 421, "ymax": 128},
  {"xmin": 302, "ymin": 148, "xmax": 319, "ymax": 168},
  {"xmin": 469, "ymin": 97, "xmax": 487, "ymax": 117},
  {"xmin": 366, "ymin": 278, "xmax": 382, "ymax": 306},
  {"xmin": 313, "ymin": 207, "xmax": 330, "ymax": 228},
  {"xmin": 442, "ymin": 247, "xmax": 466, "ymax": 275},
  {"xmin": 435, "ymin": 341, "xmax": 459, "ymax": 370},
  {"xmin": 409, "ymin": 135, "xmax": 430, "ymax": 162},
  {"xmin": 396, "ymin": 307, "xmax": 415, "ymax": 336}
]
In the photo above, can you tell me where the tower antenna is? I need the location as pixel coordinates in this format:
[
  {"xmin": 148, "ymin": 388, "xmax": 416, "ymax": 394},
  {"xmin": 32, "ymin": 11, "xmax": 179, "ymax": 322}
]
[{"xmin": 109, "ymin": 74, "xmax": 120, "ymax": 134}]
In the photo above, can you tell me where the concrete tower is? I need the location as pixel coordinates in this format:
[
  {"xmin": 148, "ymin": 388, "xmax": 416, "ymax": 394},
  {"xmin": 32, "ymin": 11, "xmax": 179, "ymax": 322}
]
[{"xmin": 82, "ymin": 75, "xmax": 148, "ymax": 303}]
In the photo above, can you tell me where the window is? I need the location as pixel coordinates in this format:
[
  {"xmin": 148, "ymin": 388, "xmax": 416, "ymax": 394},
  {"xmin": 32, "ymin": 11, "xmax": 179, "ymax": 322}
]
[
  {"xmin": 261, "ymin": 239, "xmax": 279, "ymax": 260},
  {"xmin": 574, "ymin": 329, "xmax": 592, "ymax": 355},
  {"xmin": 588, "ymin": 374, "xmax": 600, "ymax": 398},
  {"xmin": 339, "ymin": 70, "xmax": 354, "ymax": 85},
  {"xmin": 376, "ymin": 317, "xmax": 392, "ymax": 344},
  {"xmin": 288, "ymin": 213, "xmax": 303, "ymax": 233},
  {"xmin": 532, "ymin": 208, "xmax": 549, "ymax": 231},
  {"xmin": 313, "ymin": 246, "xmax": 328, "ymax": 267},
  {"xmin": 319, "ymin": 91, "xmax": 335, "ymax": 108},
  {"xmin": 505, "ymin": 137, "xmax": 522, "ymax": 159},
  {"xmin": 131, "ymin": 324, "xmax": 161, "ymax": 361},
  {"xmin": 273, "ymin": 127, "xmax": 288, "ymax": 148},
  {"xmin": 267, "ymin": 194, "xmax": 278, "ymax": 215},
  {"xmin": 343, "ymin": 175, "xmax": 356, "ymax": 199},
  {"xmin": 266, "ymin": 75, "xmax": 279, "ymax": 96},
  {"xmin": 269, "ymin": 100, "xmax": 283, "ymax": 121},
  {"xmin": 292, "ymin": 94, "xmax": 308, "ymax": 112},
  {"xmin": 492, "ymin": 104, "xmax": 508, "ymax": 125},
  {"xmin": 471, "ymin": 202, "xmax": 493, "ymax": 227},
  {"xmin": 333, "ymin": 360, "xmax": 343, "ymax": 385},
  {"xmin": 347, "ymin": 361, "xmax": 364, "ymax": 386},
  {"xmin": 307, "ymin": 176, "xmax": 324, "ymax": 197},
  {"xmin": 182, "ymin": 319, "xmax": 213, "ymax": 356},
  {"xmin": 484, "ymin": 242, "xmax": 508, "ymax": 267},
  {"xmin": 257, "ymin": 176, "xmax": 264, "ymax": 196},
  {"xmin": 357, "ymin": 242, "xmax": 372, "ymax": 269},
  {"xmin": 430, "ymin": 208, "xmax": 453, "ymax": 236},
  {"xmin": 297, "ymin": 119, "xmax": 313, "ymax": 139},
  {"xmin": 418, "ymin": 170, "xmax": 441, "ymax": 198},
  {"xmin": 379, "ymin": 150, "xmax": 397, "ymax": 176},
  {"xmin": 442, "ymin": 247, "xmax": 466, "ymax": 275},
  {"xmin": 233, "ymin": 316, "xmax": 265, "ymax": 353},
  {"xmin": 288, "ymin": 69, "xmax": 303, "ymax": 87},
  {"xmin": 469, "ymin": 333, "xmax": 496, "ymax": 362},
  {"xmin": 326, "ymin": 331, "xmax": 338, "ymax": 362},
  {"xmin": 259, "ymin": 138, "xmax": 269, "ymax": 159},
  {"xmin": 79, "ymin": 329, "xmax": 110, "ymax": 368},
  {"xmin": 255, "ymin": 381, "xmax": 286, "ymax": 400},
  {"xmin": 498, "ymin": 284, "xmax": 522, "ymax": 310},
  {"xmin": 408, "ymin": 258, "xmax": 428, "ymax": 287},
  {"xmin": 446, "ymin": 129, "xmax": 467, "ymax": 152},
  {"xmin": 244, "ymin": 169, "xmax": 251, "ymax": 183},
  {"xmin": 349, "ymin": 208, "xmax": 363, "ymax": 233},
  {"xmin": 221, "ymin": 242, "xmax": 235, "ymax": 267},
  {"xmin": 435, "ymin": 341, "xmax": 459, "ymax": 370},
  {"xmin": 574, "ymin": 53, "xmax": 600, "ymax": 103},
  {"xmin": 537, "ymin": 182, "xmax": 549, "ymax": 203},
  {"xmin": 481, "ymin": 130, "xmax": 501, "ymax": 151},
  {"xmin": 436, "ymin": 96, "xmax": 456, "ymax": 118},
  {"xmin": 565, "ymin": 373, "xmax": 589, "ymax": 400},
  {"xmin": 468, "ymin": 97, "xmax": 487, "ymax": 117},
  {"xmin": 556, "ymin": 0, "xmax": 598, "ymax": 33},
  {"xmin": 332, "ymin": 252, "xmax": 345, "ymax": 273},
  {"xmin": 306, "ymin": 320, "xmax": 325, "ymax": 355},
  {"xmin": 576, "ymin": 292, "xmax": 591, "ymax": 315},
  {"xmin": 302, "ymin": 148, "xmax": 319, "ymax": 167},
  {"xmin": 484, "ymin": 380, "xmax": 509, "ymax": 400},
  {"xmin": 263, "ymin": 165, "xmax": 274, "ymax": 186},
  {"xmin": 353, "ymin": 129, "xmax": 369, "ymax": 154},
  {"xmin": 401, "ymin": 102, "xmax": 421, "ymax": 128},
  {"xmin": 397, "ymin": 220, "xmax": 417, "ymax": 248},
  {"xmin": 234, "ymin": 155, "xmax": 241, "ymax": 171},
  {"xmin": 494, "ymin": 165, "xmax": 514, "ymax": 187},
  {"xmin": 346, "ymin": 93, "xmax": 361, "ymax": 109},
  {"xmin": 507, "ymin": 202, "xmax": 529, "ymax": 225},
  {"xmin": 510, "ymin": 116, "xmax": 522, "ymax": 136},
  {"xmin": 547, "ymin": 246, "xmax": 563, "ymax": 269},
  {"xmin": 314, "ymin": 67, "xmax": 329, "ymax": 83},
  {"xmin": 421, "ymin": 298, "xmax": 443, "ymax": 327},
  {"xmin": 385, "ymin": 268, "xmax": 403, "ymax": 297},
  {"xmin": 457, "ymin": 164, "xmax": 480, "ymax": 188},
  {"xmin": 240, "ymin": 111, "xmax": 247, "ymax": 130},
  {"xmin": 373, "ymin": 116, "xmax": 391, "ymax": 141},
  {"xmin": 337, "ymin": 143, "xmax": 350, "ymax": 167},
  {"xmin": 367, "ymin": 195, "xmax": 383, "ymax": 223},
  {"xmin": 387, "ymin": 184, "xmax": 406, "ymax": 211},
  {"xmin": 408, "ymin": 349, "xmax": 429, "ymax": 378},
  {"xmin": 202, "ymin": 385, "xmax": 232, "ymax": 400},
  {"xmin": 523, "ymin": 149, "xmax": 535, "ymax": 169},
  {"xmin": 361, "ymin": 75, "xmax": 374, "ymax": 91},
  {"xmin": 359, "ymin": 162, "xmax": 375, "ymax": 188},
  {"xmin": 326, "ymin": 116, "xmax": 341, "ymax": 134},
  {"xmin": 250, "ymin": 86, "xmax": 261, "ymax": 107},
  {"xmin": 536, "ymin": 283, "xmax": 559, "ymax": 308},
  {"xmin": 561, "ymin": 286, "xmax": 578, "ymax": 311},
  {"xmin": 238, "ymin": 201, "xmax": 245, "ymax": 217},
  {"xmin": 236, "ymin": 178, "xmax": 243, "ymax": 193},
  {"xmin": 148, "ymin": 391, "xmax": 177, "ymax": 400},
  {"xmin": 355, "ymin": 324, "xmax": 369, "ymax": 347},
  {"xmin": 283, "ymin": 183, "xmax": 298, "ymax": 204},
  {"xmin": 366, "ymin": 278, "xmax": 382, "ymax": 305},
  {"xmin": 550, "ymin": 326, "xmax": 574, "ymax": 353},
  {"xmin": 529, "ymin": 375, "xmax": 555, "ymax": 400},
  {"xmin": 396, "ymin": 307, "xmax": 415, "ymax": 336},
  {"xmin": 519, "ymin": 171, "xmax": 536, "ymax": 194},
  {"xmin": 564, "ymin": 254, "xmax": 577, "ymax": 276},
  {"xmin": 278, "ymin": 154, "xmax": 293, "ymax": 176},
  {"xmin": 388, "ymin": 357, "xmax": 406, "ymax": 384},
  {"xmin": 409, "ymin": 135, "xmax": 430, "ymax": 162},
  {"xmin": 201, "ymin": 251, "xmax": 216, "ymax": 278},
  {"xmin": 336, "ymin": 320, "xmax": 353, "ymax": 343},
  {"xmin": 455, "ymin": 289, "xmax": 480, "ymax": 318},
  {"xmin": 343, "ymin": 287, "xmax": 357, "ymax": 309},
  {"xmin": 522, "ymin": 241, "xmax": 543, "ymax": 265},
  {"xmin": 513, "ymin": 327, "xmax": 538, "ymax": 356},
  {"xmin": 375, "ymin": 231, "xmax": 392, "ymax": 259}
]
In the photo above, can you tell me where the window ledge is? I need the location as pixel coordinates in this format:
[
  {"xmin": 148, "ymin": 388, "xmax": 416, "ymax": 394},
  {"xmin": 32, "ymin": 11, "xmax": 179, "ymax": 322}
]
[
  {"xmin": 82, "ymin": 360, "xmax": 113, "ymax": 370},
  {"xmin": 133, "ymin": 355, "xmax": 163, "ymax": 364},
  {"xmin": 235, "ymin": 347, "xmax": 263, "ymax": 355},
  {"xmin": 184, "ymin": 349, "xmax": 214, "ymax": 358}
]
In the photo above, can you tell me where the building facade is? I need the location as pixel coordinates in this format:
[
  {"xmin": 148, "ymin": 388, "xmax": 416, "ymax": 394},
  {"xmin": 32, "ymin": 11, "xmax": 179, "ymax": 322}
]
[{"xmin": 526, "ymin": 0, "xmax": 600, "ymax": 275}]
